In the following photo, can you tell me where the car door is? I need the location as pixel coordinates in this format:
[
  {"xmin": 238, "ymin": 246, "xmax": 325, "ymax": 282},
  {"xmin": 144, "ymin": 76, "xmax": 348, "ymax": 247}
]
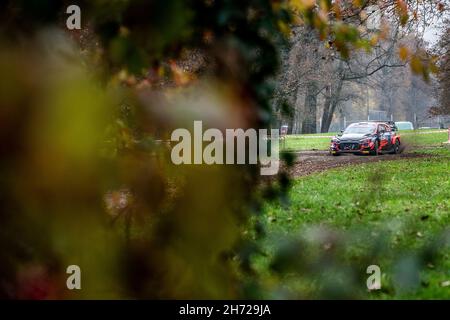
[
  {"xmin": 379, "ymin": 124, "xmax": 393, "ymax": 150},
  {"xmin": 378, "ymin": 124, "xmax": 390, "ymax": 150}
]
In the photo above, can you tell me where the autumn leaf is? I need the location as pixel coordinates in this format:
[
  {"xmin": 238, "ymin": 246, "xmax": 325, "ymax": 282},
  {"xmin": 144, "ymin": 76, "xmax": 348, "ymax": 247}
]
[
  {"xmin": 290, "ymin": 0, "xmax": 316, "ymax": 11},
  {"xmin": 398, "ymin": 46, "xmax": 409, "ymax": 61},
  {"xmin": 429, "ymin": 57, "xmax": 439, "ymax": 74},
  {"xmin": 379, "ymin": 23, "xmax": 390, "ymax": 40},
  {"xmin": 352, "ymin": 0, "xmax": 364, "ymax": 7},
  {"xmin": 410, "ymin": 55, "xmax": 423, "ymax": 74},
  {"xmin": 278, "ymin": 20, "xmax": 292, "ymax": 36},
  {"xmin": 169, "ymin": 60, "xmax": 193, "ymax": 86},
  {"xmin": 396, "ymin": 0, "xmax": 409, "ymax": 25},
  {"xmin": 332, "ymin": 1, "xmax": 342, "ymax": 19},
  {"xmin": 370, "ymin": 34, "xmax": 379, "ymax": 46}
]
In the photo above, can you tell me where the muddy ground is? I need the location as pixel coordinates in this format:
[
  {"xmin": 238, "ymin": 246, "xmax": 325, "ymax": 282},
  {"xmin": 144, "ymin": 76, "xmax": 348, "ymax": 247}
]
[{"xmin": 287, "ymin": 147, "xmax": 432, "ymax": 178}]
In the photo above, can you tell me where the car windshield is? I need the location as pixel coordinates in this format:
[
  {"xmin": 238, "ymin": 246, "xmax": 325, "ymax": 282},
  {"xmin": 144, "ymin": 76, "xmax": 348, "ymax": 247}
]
[
  {"xmin": 344, "ymin": 125, "xmax": 375, "ymax": 134},
  {"xmin": 395, "ymin": 122, "xmax": 413, "ymax": 130}
]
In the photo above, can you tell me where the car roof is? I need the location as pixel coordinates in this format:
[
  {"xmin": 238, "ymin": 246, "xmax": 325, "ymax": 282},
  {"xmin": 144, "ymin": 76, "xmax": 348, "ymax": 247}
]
[{"xmin": 349, "ymin": 122, "xmax": 378, "ymax": 126}]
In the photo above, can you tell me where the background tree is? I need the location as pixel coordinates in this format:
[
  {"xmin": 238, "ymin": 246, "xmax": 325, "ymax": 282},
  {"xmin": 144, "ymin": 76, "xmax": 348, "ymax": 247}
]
[
  {"xmin": 274, "ymin": 0, "xmax": 444, "ymax": 133},
  {"xmin": 431, "ymin": 19, "xmax": 450, "ymax": 115}
]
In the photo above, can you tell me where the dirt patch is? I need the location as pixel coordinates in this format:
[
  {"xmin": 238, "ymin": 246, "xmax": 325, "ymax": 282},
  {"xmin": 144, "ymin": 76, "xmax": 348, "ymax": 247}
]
[{"xmin": 286, "ymin": 150, "xmax": 432, "ymax": 178}]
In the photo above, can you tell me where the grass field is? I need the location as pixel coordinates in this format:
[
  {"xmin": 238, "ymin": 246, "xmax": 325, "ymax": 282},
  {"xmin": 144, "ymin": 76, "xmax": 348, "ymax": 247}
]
[
  {"xmin": 255, "ymin": 132, "xmax": 450, "ymax": 299},
  {"xmin": 283, "ymin": 130, "xmax": 450, "ymax": 153},
  {"xmin": 282, "ymin": 136, "xmax": 331, "ymax": 151},
  {"xmin": 402, "ymin": 131, "xmax": 449, "ymax": 152}
]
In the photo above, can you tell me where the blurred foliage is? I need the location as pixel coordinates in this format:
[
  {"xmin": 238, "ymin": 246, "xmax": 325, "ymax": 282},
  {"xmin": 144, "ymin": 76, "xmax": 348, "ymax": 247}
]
[
  {"xmin": 0, "ymin": 0, "xmax": 292, "ymax": 299},
  {"xmin": 0, "ymin": 0, "xmax": 447, "ymax": 299}
]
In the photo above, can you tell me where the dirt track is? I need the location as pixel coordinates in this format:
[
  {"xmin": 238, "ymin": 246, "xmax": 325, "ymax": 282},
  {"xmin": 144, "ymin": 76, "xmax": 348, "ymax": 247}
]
[{"xmin": 288, "ymin": 150, "xmax": 431, "ymax": 177}]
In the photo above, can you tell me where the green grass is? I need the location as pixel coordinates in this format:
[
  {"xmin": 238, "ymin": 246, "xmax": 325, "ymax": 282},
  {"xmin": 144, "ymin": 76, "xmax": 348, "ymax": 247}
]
[
  {"xmin": 289, "ymin": 132, "xmax": 338, "ymax": 137},
  {"xmin": 256, "ymin": 157, "xmax": 450, "ymax": 299},
  {"xmin": 283, "ymin": 130, "xmax": 449, "ymax": 152},
  {"xmin": 402, "ymin": 131, "xmax": 448, "ymax": 146},
  {"xmin": 402, "ymin": 131, "xmax": 450, "ymax": 156},
  {"xmin": 283, "ymin": 132, "xmax": 336, "ymax": 151},
  {"xmin": 282, "ymin": 136, "xmax": 331, "ymax": 151},
  {"xmin": 267, "ymin": 158, "xmax": 449, "ymax": 235},
  {"xmin": 399, "ymin": 128, "xmax": 444, "ymax": 132}
]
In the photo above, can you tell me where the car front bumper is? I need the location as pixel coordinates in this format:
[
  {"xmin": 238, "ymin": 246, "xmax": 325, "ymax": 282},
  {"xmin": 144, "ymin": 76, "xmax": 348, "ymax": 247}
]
[{"xmin": 330, "ymin": 141, "xmax": 375, "ymax": 154}]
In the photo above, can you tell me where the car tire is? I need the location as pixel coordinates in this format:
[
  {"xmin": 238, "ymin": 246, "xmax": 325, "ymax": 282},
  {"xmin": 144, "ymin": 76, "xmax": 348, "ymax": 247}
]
[{"xmin": 392, "ymin": 140, "xmax": 400, "ymax": 154}]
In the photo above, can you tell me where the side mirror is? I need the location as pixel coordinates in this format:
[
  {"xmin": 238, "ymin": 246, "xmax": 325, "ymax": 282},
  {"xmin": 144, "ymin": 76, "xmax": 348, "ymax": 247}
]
[{"xmin": 338, "ymin": 130, "xmax": 343, "ymax": 136}]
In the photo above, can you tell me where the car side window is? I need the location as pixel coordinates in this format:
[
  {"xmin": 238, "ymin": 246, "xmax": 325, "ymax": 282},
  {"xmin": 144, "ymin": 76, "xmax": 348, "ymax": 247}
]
[{"xmin": 378, "ymin": 125, "xmax": 383, "ymax": 133}]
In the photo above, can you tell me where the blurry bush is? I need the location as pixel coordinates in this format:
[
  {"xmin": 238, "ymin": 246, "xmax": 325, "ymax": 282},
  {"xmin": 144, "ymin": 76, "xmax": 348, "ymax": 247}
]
[
  {"xmin": 256, "ymin": 223, "xmax": 450, "ymax": 299},
  {"xmin": 0, "ymin": 0, "xmax": 292, "ymax": 299}
]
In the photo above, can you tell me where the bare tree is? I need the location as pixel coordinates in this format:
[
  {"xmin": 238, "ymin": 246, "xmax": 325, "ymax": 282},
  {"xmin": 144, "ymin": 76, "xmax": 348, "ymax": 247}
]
[
  {"xmin": 274, "ymin": 0, "xmax": 444, "ymax": 133},
  {"xmin": 432, "ymin": 19, "xmax": 450, "ymax": 115}
]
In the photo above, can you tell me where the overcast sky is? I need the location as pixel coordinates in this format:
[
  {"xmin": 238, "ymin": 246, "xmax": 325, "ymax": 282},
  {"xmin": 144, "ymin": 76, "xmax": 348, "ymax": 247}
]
[
  {"xmin": 424, "ymin": 26, "xmax": 440, "ymax": 45},
  {"xmin": 422, "ymin": 8, "xmax": 449, "ymax": 46}
]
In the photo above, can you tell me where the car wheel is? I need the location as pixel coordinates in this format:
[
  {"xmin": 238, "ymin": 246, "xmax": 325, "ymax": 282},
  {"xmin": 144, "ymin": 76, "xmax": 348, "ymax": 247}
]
[
  {"xmin": 392, "ymin": 140, "xmax": 400, "ymax": 154},
  {"xmin": 371, "ymin": 141, "xmax": 379, "ymax": 156}
]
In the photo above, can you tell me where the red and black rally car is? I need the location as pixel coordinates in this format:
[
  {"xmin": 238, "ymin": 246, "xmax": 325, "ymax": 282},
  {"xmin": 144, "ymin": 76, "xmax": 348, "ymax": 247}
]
[{"xmin": 330, "ymin": 121, "xmax": 401, "ymax": 156}]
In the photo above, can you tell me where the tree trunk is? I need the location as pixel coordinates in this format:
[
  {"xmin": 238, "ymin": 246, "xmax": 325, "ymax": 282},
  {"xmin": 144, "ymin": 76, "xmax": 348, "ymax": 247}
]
[
  {"xmin": 321, "ymin": 85, "xmax": 332, "ymax": 133},
  {"xmin": 320, "ymin": 78, "xmax": 343, "ymax": 133},
  {"xmin": 301, "ymin": 81, "xmax": 318, "ymax": 133}
]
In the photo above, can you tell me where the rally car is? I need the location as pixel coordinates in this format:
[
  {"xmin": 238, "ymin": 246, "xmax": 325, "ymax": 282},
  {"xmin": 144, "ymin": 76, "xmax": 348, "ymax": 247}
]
[{"xmin": 330, "ymin": 121, "xmax": 401, "ymax": 156}]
